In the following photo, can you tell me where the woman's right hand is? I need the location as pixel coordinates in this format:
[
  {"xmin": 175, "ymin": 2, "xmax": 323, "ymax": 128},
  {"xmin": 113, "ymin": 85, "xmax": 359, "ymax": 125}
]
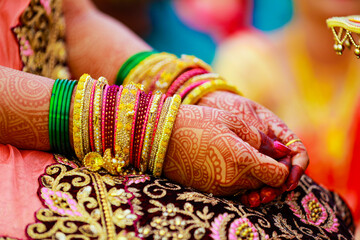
[{"xmin": 163, "ymin": 104, "xmax": 290, "ymax": 196}]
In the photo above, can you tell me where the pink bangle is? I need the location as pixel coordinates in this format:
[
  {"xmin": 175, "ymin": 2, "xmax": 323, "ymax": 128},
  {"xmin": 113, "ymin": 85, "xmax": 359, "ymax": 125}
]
[
  {"xmin": 102, "ymin": 85, "xmax": 119, "ymax": 152},
  {"xmin": 113, "ymin": 85, "xmax": 123, "ymax": 153},
  {"xmin": 129, "ymin": 90, "xmax": 142, "ymax": 166},
  {"xmin": 148, "ymin": 94, "xmax": 166, "ymax": 159},
  {"xmin": 135, "ymin": 92, "xmax": 153, "ymax": 169},
  {"xmin": 88, "ymin": 80, "xmax": 98, "ymax": 152},
  {"xmin": 179, "ymin": 80, "xmax": 210, "ymax": 99},
  {"xmin": 166, "ymin": 68, "xmax": 208, "ymax": 97},
  {"xmin": 101, "ymin": 85, "xmax": 110, "ymax": 152}
]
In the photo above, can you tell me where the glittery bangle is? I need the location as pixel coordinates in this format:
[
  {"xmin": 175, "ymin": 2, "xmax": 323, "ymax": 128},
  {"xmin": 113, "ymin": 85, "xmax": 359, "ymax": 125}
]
[
  {"xmin": 73, "ymin": 74, "xmax": 91, "ymax": 160},
  {"xmin": 113, "ymin": 85, "xmax": 124, "ymax": 153},
  {"xmin": 129, "ymin": 90, "xmax": 142, "ymax": 166},
  {"xmin": 167, "ymin": 68, "xmax": 209, "ymax": 97},
  {"xmin": 134, "ymin": 92, "xmax": 152, "ymax": 169},
  {"xmin": 175, "ymin": 72, "xmax": 222, "ymax": 95},
  {"xmin": 153, "ymin": 55, "xmax": 212, "ymax": 94},
  {"xmin": 82, "ymin": 77, "xmax": 95, "ymax": 156},
  {"xmin": 103, "ymin": 85, "xmax": 119, "ymax": 151},
  {"xmin": 93, "ymin": 78, "xmax": 108, "ymax": 154},
  {"xmin": 101, "ymin": 85, "xmax": 110, "ymax": 152},
  {"xmin": 153, "ymin": 94, "xmax": 181, "ymax": 177},
  {"xmin": 182, "ymin": 80, "xmax": 241, "ymax": 105},
  {"xmin": 179, "ymin": 80, "xmax": 210, "ymax": 99},
  {"xmin": 139, "ymin": 92, "xmax": 162, "ymax": 172},
  {"xmin": 113, "ymin": 84, "xmax": 143, "ymax": 173},
  {"xmin": 88, "ymin": 80, "xmax": 98, "ymax": 152},
  {"xmin": 149, "ymin": 96, "xmax": 171, "ymax": 172}
]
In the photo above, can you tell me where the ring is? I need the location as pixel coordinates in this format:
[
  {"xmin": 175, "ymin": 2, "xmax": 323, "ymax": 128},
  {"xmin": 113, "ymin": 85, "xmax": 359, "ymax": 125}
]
[{"xmin": 285, "ymin": 139, "xmax": 302, "ymax": 147}]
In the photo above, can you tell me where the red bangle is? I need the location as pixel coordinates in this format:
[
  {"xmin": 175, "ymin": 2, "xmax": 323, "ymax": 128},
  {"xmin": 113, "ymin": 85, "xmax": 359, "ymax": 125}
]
[
  {"xmin": 88, "ymin": 80, "xmax": 98, "ymax": 152},
  {"xmin": 101, "ymin": 85, "xmax": 110, "ymax": 152},
  {"xmin": 166, "ymin": 68, "xmax": 208, "ymax": 97},
  {"xmin": 134, "ymin": 92, "xmax": 153, "ymax": 169},
  {"xmin": 102, "ymin": 85, "xmax": 119, "ymax": 152},
  {"xmin": 129, "ymin": 90, "xmax": 142, "ymax": 166},
  {"xmin": 179, "ymin": 80, "xmax": 210, "ymax": 99}
]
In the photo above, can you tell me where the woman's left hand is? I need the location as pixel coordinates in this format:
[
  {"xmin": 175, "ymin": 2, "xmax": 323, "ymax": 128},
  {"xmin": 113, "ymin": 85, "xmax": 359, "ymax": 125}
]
[{"xmin": 197, "ymin": 91, "xmax": 309, "ymax": 207}]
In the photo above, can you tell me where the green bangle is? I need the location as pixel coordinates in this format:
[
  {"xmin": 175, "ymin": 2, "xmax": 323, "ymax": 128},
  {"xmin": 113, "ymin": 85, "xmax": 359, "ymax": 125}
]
[
  {"xmin": 49, "ymin": 79, "xmax": 60, "ymax": 151},
  {"xmin": 55, "ymin": 79, "xmax": 67, "ymax": 153},
  {"xmin": 63, "ymin": 80, "xmax": 77, "ymax": 157},
  {"xmin": 115, "ymin": 50, "xmax": 158, "ymax": 86},
  {"xmin": 59, "ymin": 80, "xmax": 72, "ymax": 154}
]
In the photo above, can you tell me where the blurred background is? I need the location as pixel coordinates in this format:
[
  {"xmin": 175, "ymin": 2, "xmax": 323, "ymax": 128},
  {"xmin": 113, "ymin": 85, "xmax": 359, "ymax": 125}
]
[{"xmin": 92, "ymin": 0, "xmax": 360, "ymax": 223}]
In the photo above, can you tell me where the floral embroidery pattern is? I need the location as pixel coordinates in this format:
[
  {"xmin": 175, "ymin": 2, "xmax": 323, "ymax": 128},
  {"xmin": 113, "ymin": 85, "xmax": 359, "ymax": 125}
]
[
  {"xmin": 26, "ymin": 163, "xmax": 354, "ymax": 239},
  {"xmin": 12, "ymin": 0, "xmax": 70, "ymax": 79}
]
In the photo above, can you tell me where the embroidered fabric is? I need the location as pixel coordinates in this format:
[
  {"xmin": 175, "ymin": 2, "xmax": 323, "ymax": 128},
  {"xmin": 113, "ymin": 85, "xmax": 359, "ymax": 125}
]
[
  {"xmin": 24, "ymin": 155, "xmax": 354, "ymax": 239},
  {"xmin": 12, "ymin": 0, "xmax": 70, "ymax": 79}
]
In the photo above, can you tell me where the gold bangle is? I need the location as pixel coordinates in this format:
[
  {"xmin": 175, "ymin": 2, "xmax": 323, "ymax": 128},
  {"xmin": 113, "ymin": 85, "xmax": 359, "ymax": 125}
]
[
  {"xmin": 155, "ymin": 55, "xmax": 213, "ymax": 94},
  {"xmin": 175, "ymin": 73, "xmax": 222, "ymax": 95},
  {"xmin": 93, "ymin": 78, "xmax": 108, "ymax": 154},
  {"xmin": 285, "ymin": 139, "xmax": 302, "ymax": 147},
  {"xmin": 182, "ymin": 80, "xmax": 241, "ymax": 105},
  {"xmin": 153, "ymin": 94, "xmax": 181, "ymax": 177},
  {"xmin": 73, "ymin": 74, "xmax": 91, "ymax": 160},
  {"xmin": 113, "ymin": 83, "xmax": 143, "ymax": 173},
  {"xmin": 139, "ymin": 92, "xmax": 162, "ymax": 172},
  {"xmin": 81, "ymin": 76, "xmax": 95, "ymax": 156},
  {"xmin": 148, "ymin": 97, "xmax": 172, "ymax": 172},
  {"xmin": 124, "ymin": 52, "xmax": 175, "ymax": 85}
]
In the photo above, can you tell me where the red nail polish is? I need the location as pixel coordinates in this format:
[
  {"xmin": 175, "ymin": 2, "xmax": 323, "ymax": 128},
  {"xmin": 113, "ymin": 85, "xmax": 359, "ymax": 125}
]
[
  {"xmin": 274, "ymin": 141, "xmax": 291, "ymax": 157},
  {"xmin": 248, "ymin": 192, "xmax": 261, "ymax": 207},
  {"xmin": 286, "ymin": 166, "xmax": 304, "ymax": 191},
  {"xmin": 240, "ymin": 194, "xmax": 249, "ymax": 206}
]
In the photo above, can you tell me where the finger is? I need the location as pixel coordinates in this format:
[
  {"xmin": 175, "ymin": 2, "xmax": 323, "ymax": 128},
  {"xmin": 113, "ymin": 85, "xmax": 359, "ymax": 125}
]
[
  {"xmin": 253, "ymin": 103, "xmax": 309, "ymax": 172},
  {"xmin": 218, "ymin": 111, "xmax": 291, "ymax": 160},
  {"xmin": 248, "ymin": 191, "xmax": 261, "ymax": 207},
  {"xmin": 286, "ymin": 165, "xmax": 305, "ymax": 191}
]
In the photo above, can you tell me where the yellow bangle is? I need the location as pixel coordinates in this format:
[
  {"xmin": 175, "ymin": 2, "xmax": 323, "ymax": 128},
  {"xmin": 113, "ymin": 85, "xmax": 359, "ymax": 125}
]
[
  {"xmin": 153, "ymin": 94, "xmax": 181, "ymax": 177},
  {"xmin": 155, "ymin": 55, "xmax": 213, "ymax": 93},
  {"xmin": 81, "ymin": 76, "xmax": 95, "ymax": 156},
  {"xmin": 175, "ymin": 73, "xmax": 222, "ymax": 95},
  {"xmin": 92, "ymin": 78, "xmax": 108, "ymax": 154},
  {"xmin": 124, "ymin": 52, "xmax": 175, "ymax": 85},
  {"xmin": 113, "ymin": 83, "xmax": 143, "ymax": 173},
  {"xmin": 182, "ymin": 80, "xmax": 241, "ymax": 105},
  {"xmin": 73, "ymin": 74, "xmax": 91, "ymax": 160},
  {"xmin": 139, "ymin": 92, "xmax": 162, "ymax": 172},
  {"xmin": 148, "ymin": 97, "xmax": 172, "ymax": 172}
]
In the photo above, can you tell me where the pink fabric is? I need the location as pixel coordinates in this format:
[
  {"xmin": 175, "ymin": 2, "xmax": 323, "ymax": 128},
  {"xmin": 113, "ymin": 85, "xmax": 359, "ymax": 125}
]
[
  {"xmin": 0, "ymin": 0, "xmax": 29, "ymax": 70},
  {"xmin": 0, "ymin": 144, "xmax": 55, "ymax": 238}
]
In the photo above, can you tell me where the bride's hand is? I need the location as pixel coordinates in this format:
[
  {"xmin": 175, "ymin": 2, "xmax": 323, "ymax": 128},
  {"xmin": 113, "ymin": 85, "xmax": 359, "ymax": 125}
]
[
  {"xmin": 197, "ymin": 91, "xmax": 309, "ymax": 206},
  {"xmin": 163, "ymin": 104, "xmax": 291, "ymax": 196}
]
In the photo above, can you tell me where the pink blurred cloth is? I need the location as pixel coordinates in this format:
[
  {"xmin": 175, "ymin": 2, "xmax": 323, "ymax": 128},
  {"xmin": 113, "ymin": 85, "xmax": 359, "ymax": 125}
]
[{"xmin": 0, "ymin": 144, "xmax": 55, "ymax": 238}]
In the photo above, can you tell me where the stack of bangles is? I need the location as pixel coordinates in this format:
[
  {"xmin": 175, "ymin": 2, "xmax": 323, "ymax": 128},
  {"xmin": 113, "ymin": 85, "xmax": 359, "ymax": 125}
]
[{"xmin": 49, "ymin": 51, "xmax": 240, "ymax": 177}]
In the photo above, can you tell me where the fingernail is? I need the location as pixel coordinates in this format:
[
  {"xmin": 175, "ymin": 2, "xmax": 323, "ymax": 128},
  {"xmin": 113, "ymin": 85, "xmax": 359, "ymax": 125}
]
[
  {"xmin": 240, "ymin": 194, "xmax": 249, "ymax": 206},
  {"xmin": 286, "ymin": 166, "xmax": 304, "ymax": 191},
  {"xmin": 258, "ymin": 131, "xmax": 291, "ymax": 160},
  {"xmin": 248, "ymin": 192, "xmax": 261, "ymax": 207},
  {"xmin": 287, "ymin": 182, "xmax": 298, "ymax": 191},
  {"xmin": 278, "ymin": 156, "xmax": 291, "ymax": 171},
  {"xmin": 274, "ymin": 141, "xmax": 291, "ymax": 157},
  {"xmin": 260, "ymin": 188, "xmax": 277, "ymax": 204}
]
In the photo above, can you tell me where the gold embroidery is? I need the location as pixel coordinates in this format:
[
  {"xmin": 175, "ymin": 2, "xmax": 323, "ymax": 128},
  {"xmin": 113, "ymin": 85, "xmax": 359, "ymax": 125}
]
[{"xmin": 13, "ymin": 0, "xmax": 70, "ymax": 79}]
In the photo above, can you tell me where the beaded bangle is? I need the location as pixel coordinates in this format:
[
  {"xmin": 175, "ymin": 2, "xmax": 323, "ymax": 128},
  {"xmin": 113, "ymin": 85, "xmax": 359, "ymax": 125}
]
[
  {"xmin": 175, "ymin": 72, "xmax": 222, "ymax": 95},
  {"xmin": 57, "ymin": 80, "xmax": 73, "ymax": 154},
  {"xmin": 149, "ymin": 96, "xmax": 171, "ymax": 172},
  {"xmin": 166, "ymin": 68, "xmax": 209, "ymax": 97},
  {"xmin": 139, "ymin": 92, "xmax": 162, "ymax": 172},
  {"xmin": 153, "ymin": 55, "xmax": 212, "ymax": 93},
  {"xmin": 179, "ymin": 80, "xmax": 210, "ymax": 99},
  {"xmin": 63, "ymin": 80, "xmax": 77, "ymax": 157},
  {"xmin": 134, "ymin": 92, "xmax": 152, "ymax": 169},
  {"xmin": 49, "ymin": 79, "xmax": 61, "ymax": 152},
  {"xmin": 129, "ymin": 90, "xmax": 142, "ymax": 166},
  {"xmin": 113, "ymin": 85, "xmax": 124, "ymax": 153},
  {"xmin": 73, "ymin": 74, "xmax": 91, "ymax": 160},
  {"xmin": 113, "ymin": 84, "xmax": 142, "ymax": 173},
  {"xmin": 81, "ymin": 77, "xmax": 95, "ymax": 156},
  {"xmin": 182, "ymin": 80, "xmax": 241, "ymax": 105},
  {"xmin": 116, "ymin": 51, "xmax": 158, "ymax": 86},
  {"xmin": 88, "ymin": 80, "xmax": 98, "ymax": 152},
  {"xmin": 153, "ymin": 94, "xmax": 181, "ymax": 177},
  {"xmin": 101, "ymin": 85, "xmax": 110, "ymax": 152},
  {"xmin": 103, "ymin": 85, "xmax": 119, "ymax": 151},
  {"xmin": 93, "ymin": 79, "xmax": 107, "ymax": 153}
]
